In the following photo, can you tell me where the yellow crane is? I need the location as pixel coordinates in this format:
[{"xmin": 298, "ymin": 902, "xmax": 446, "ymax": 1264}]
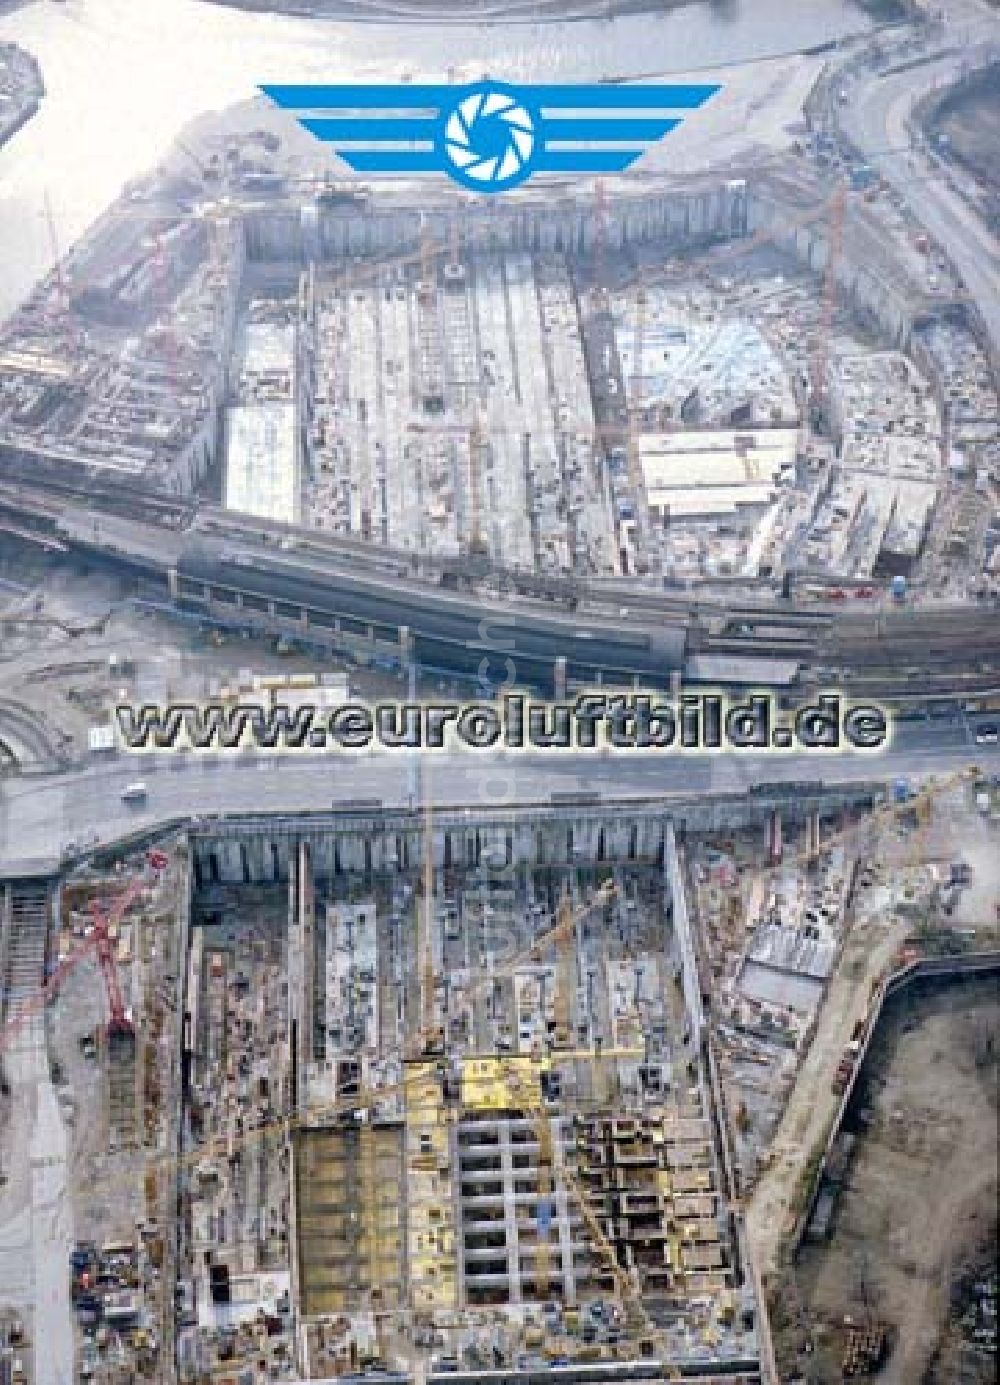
[
  {"xmin": 551, "ymin": 890, "xmax": 577, "ymax": 1048},
  {"xmin": 763, "ymin": 764, "xmax": 978, "ymax": 883},
  {"xmin": 559, "ymin": 1156, "xmax": 683, "ymax": 1378},
  {"xmin": 463, "ymin": 879, "xmax": 615, "ymax": 1012},
  {"xmin": 406, "ymin": 415, "xmax": 489, "ymax": 557}
]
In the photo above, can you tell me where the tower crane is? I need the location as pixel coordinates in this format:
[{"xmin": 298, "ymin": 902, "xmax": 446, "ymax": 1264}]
[
  {"xmin": 406, "ymin": 416, "xmax": 490, "ymax": 557},
  {"xmin": 463, "ymin": 879, "xmax": 615, "ymax": 1012},
  {"xmin": 0, "ymin": 861, "xmax": 163, "ymax": 1055},
  {"xmin": 551, "ymin": 890, "xmax": 577, "ymax": 1049},
  {"xmin": 557, "ymin": 1153, "xmax": 683, "ymax": 1378},
  {"xmin": 88, "ymin": 875, "xmax": 150, "ymax": 1038},
  {"xmin": 43, "ymin": 190, "xmax": 67, "ymax": 322},
  {"xmin": 409, "ymin": 769, "xmax": 444, "ymax": 1058}
]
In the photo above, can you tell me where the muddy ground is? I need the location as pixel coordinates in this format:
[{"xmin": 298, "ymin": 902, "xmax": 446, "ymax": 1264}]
[
  {"xmin": 771, "ymin": 974, "xmax": 999, "ymax": 1384},
  {"xmin": 930, "ymin": 64, "xmax": 1000, "ymax": 192}
]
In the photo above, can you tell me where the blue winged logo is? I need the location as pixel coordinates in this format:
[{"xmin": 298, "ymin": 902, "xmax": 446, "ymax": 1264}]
[{"xmin": 260, "ymin": 80, "xmax": 720, "ymax": 194}]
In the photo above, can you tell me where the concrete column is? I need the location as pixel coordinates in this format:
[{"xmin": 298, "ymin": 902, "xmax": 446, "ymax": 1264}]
[
  {"xmin": 449, "ymin": 1119, "xmax": 467, "ymax": 1311},
  {"xmin": 499, "ymin": 1123, "xmax": 521, "ymax": 1304},
  {"xmin": 553, "ymin": 1122, "xmax": 577, "ymax": 1306},
  {"xmin": 807, "ymin": 809, "xmax": 821, "ymax": 863},
  {"xmin": 298, "ymin": 841, "xmax": 315, "ymax": 1071},
  {"xmin": 767, "ymin": 809, "xmax": 783, "ymax": 866}
]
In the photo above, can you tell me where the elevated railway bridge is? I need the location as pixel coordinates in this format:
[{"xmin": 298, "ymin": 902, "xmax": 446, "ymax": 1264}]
[{"xmin": 0, "ymin": 477, "xmax": 998, "ymax": 694}]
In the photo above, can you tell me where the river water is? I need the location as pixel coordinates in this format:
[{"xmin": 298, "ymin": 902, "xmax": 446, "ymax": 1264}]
[{"xmin": 0, "ymin": 0, "xmax": 876, "ymax": 319}]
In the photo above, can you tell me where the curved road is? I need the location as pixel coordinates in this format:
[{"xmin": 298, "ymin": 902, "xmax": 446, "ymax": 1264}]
[
  {"xmin": 841, "ymin": 0, "xmax": 1000, "ymax": 357},
  {"xmin": 0, "ymin": 696, "xmax": 70, "ymax": 769}
]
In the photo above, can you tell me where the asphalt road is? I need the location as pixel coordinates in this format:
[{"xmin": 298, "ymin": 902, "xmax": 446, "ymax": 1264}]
[
  {"xmin": 842, "ymin": 7, "xmax": 1000, "ymax": 358},
  {"xmin": 1, "ymin": 714, "xmax": 997, "ymax": 874}
]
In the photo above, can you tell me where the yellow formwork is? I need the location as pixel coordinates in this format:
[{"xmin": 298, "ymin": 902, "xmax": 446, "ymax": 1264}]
[
  {"xmin": 294, "ymin": 1124, "xmax": 407, "ymax": 1317},
  {"xmin": 671, "ymin": 1168, "xmax": 713, "ymax": 1193},
  {"xmin": 677, "ymin": 1217, "xmax": 720, "ymax": 1244},
  {"xmin": 684, "ymin": 1269, "xmax": 729, "ymax": 1295},
  {"xmin": 460, "ymin": 1054, "xmax": 548, "ymax": 1112},
  {"xmin": 403, "ymin": 1062, "xmax": 458, "ymax": 1312}
]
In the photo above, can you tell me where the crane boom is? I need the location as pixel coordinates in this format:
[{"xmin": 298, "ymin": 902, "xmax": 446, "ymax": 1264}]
[
  {"xmin": 88, "ymin": 875, "xmax": 146, "ymax": 1037},
  {"xmin": 464, "ymin": 880, "xmax": 614, "ymax": 1010}
]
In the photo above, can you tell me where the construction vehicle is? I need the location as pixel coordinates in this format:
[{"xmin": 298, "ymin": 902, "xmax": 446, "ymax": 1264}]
[{"xmin": 832, "ymin": 1042, "xmax": 860, "ymax": 1096}]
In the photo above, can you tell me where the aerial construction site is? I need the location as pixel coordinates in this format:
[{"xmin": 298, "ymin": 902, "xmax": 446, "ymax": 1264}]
[
  {"xmin": 0, "ymin": 1, "xmax": 998, "ymax": 1383},
  {"xmin": 2, "ymin": 769, "xmax": 996, "ymax": 1384},
  {"xmin": 1, "ymin": 79, "xmax": 998, "ymax": 605}
]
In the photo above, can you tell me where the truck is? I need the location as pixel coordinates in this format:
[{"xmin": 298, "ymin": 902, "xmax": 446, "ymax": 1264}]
[
  {"xmin": 832, "ymin": 1059, "xmax": 853, "ymax": 1094},
  {"xmin": 832, "ymin": 1039, "xmax": 862, "ymax": 1094}
]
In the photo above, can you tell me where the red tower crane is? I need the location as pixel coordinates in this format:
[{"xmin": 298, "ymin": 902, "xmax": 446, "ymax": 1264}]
[
  {"xmin": 89, "ymin": 877, "xmax": 147, "ymax": 1038},
  {"xmin": 0, "ymin": 856, "xmax": 167, "ymax": 1054}
]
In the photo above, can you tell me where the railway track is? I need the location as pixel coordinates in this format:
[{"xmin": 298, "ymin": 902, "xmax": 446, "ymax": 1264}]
[
  {"xmin": 1, "ymin": 882, "xmax": 50, "ymax": 1063},
  {"xmin": 0, "ymin": 696, "xmax": 72, "ymax": 768},
  {"xmin": 2, "ymin": 474, "xmax": 998, "ymax": 682},
  {"xmin": 0, "ymin": 468, "xmax": 194, "ymax": 531}
]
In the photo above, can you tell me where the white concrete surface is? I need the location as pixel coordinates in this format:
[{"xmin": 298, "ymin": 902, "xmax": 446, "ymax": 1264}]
[{"xmin": 0, "ymin": 1007, "xmax": 74, "ymax": 1385}]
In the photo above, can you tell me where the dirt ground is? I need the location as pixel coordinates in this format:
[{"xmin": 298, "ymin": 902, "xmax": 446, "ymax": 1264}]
[
  {"xmin": 775, "ymin": 977, "xmax": 999, "ymax": 1384},
  {"xmin": 747, "ymin": 780, "xmax": 999, "ymax": 1280},
  {"xmin": 50, "ymin": 950, "xmax": 146, "ymax": 1246},
  {"xmin": 745, "ymin": 906, "xmax": 911, "ymax": 1279},
  {"xmin": 933, "ymin": 64, "xmax": 1000, "ymax": 191},
  {"xmin": 924, "ymin": 1225, "xmax": 998, "ymax": 1385}
]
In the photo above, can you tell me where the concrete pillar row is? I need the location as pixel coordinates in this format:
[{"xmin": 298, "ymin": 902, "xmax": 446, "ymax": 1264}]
[{"xmin": 499, "ymin": 1123, "xmax": 522, "ymax": 1305}]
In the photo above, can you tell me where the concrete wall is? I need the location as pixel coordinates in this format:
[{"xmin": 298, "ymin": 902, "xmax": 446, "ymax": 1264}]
[
  {"xmin": 793, "ymin": 950, "xmax": 1000, "ymax": 1258},
  {"xmin": 243, "ymin": 182, "xmax": 750, "ymax": 264},
  {"xmin": 188, "ymin": 785, "xmax": 878, "ymax": 887},
  {"xmin": 747, "ymin": 185, "xmax": 913, "ymax": 349},
  {"xmin": 663, "ymin": 821, "xmax": 704, "ymax": 1044}
]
